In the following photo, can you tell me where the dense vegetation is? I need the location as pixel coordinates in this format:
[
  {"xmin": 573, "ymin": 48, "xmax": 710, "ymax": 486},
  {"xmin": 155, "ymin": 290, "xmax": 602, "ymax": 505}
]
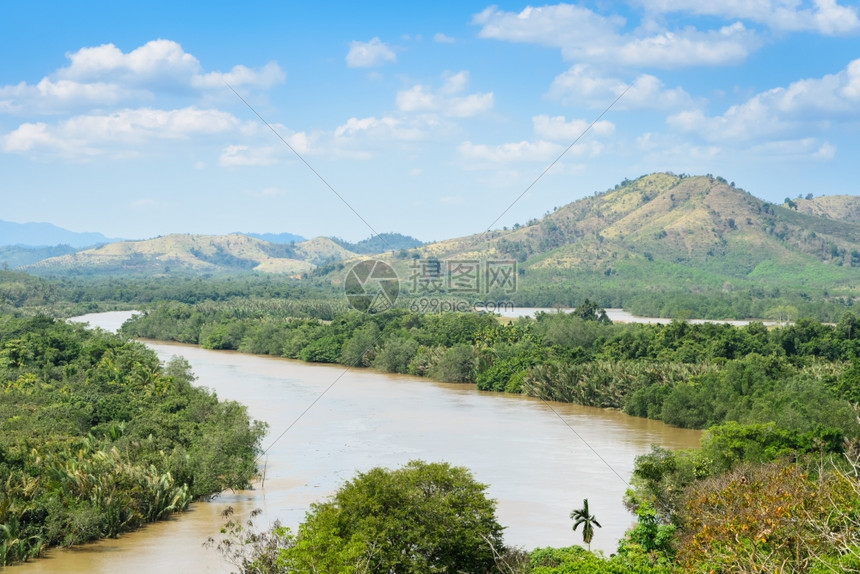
[
  {"xmin": 121, "ymin": 302, "xmax": 860, "ymax": 436},
  {"xmin": 0, "ymin": 270, "xmax": 341, "ymax": 319},
  {"xmin": 0, "ymin": 315, "xmax": 266, "ymax": 565}
]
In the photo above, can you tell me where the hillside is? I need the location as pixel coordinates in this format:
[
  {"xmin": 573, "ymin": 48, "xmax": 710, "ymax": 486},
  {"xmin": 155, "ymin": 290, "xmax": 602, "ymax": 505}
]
[
  {"xmin": 25, "ymin": 233, "xmax": 357, "ymax": 276},
  {"xmin": 793, "ymin": 195, "xmax": 860, "ymax": 224},
  {"xmin": 356, "ymin": 173, "xmax": 860, "ymax": 315}
]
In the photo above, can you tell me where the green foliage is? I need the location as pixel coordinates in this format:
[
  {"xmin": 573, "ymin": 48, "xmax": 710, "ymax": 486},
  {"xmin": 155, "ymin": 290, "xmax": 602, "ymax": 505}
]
[
  {"xmin": 529, "ymin": 545, "xmax": 671, "ymax": 573},
  {"xmin": 372, "ymin": 335, "xmax": 419, "ymax": 374},
  {"xmin": 279, "ymin": 460, "xmax": 505, "ymax": 573},
  {"xmin": 340, "ymin": 322, "xmax": 380, "ymax": 367},
  {"xmin": 0, "ymin": 316, "xmax": 266, "ymax": 565},
  {"xmin": 430, "ymin": 344, "xmax": 477, "ymax": 383},
  {"xmin": 570, "ymin": 498, "xmax": 601, "ymax": 550}
]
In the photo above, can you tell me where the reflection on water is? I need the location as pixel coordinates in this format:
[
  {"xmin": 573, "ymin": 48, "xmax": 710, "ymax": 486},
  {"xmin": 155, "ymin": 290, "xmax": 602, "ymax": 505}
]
[{"xmin": 11, "ymin": 312, "xmax": 702, "ymax": 573}]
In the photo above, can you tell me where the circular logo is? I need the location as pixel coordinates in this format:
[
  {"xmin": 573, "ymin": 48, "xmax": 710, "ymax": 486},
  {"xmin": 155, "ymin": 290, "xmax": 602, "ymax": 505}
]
[{"xmin": 344, "ymin": 260, "xmax": 400, "ymax": 313}]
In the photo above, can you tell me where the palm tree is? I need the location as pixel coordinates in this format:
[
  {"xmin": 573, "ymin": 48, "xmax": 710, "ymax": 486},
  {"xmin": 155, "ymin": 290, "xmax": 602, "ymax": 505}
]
[{"xmin": 570, "ymin": 498, "xmax": 601, "ymax": 551}]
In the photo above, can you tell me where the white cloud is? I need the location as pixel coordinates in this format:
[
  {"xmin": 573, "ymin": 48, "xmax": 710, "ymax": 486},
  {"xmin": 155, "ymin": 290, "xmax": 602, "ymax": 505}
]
[
  {"xmin": 459, "ymin": 140, "xmax": 563, "ymax": 163},
  {"xmin": 334, "ymin": 115, "xmax": 431, "ymax": 142},
  {"xmin": 532, "ymin": 115, "xmax": 615, "ymax": 141},
  {"xmin": 474, "ymin": 4, "xmax": 759, "ymax": 68},
  {"xmin": 219, "ymin": 144, "xmax": 282, "ymax": 167},
  {"xmin": 191, "ymin": 61, "xmax": 285, "ymax": 89},
  {"xmin": 633, "ymin": 0, "xmax": 860, "ymax": 35},
  {"xmin": 668, "ymin": 57, "xmax": 860, "ymax": 142},
  {"xmin": 0, "ymin": 39, "xmax": 285, "ymax": 115},
  {"xmin": 58, "ymin": 39, "xmax": 201, "ymax": 84},
  {"xmin": 549, "ymin": 65, "xmax": 696, "ymax": 110},
  {"xmin": 459, "ymin": 110, "xmax": 614, "ymax": 166},
  {"xmin": 0, "ymin": 79, "xmax": 137, "ymax": 113},
  {"xmin": 750, "ymin": 138, "xmax": 837, "ymax": 159},
  {"xmin": 3, "ymin": 107, "xmax": 238, "ymax": 156},
  {"xmin": 346, "ymin": 38, "xmax": 397, "ymax": 68},
  {"xmin": 433, "ymin": 33, "xmax": 456, "ymax": 43},
  {"xmin": 396, "ymin": 71, "xmax": 494, "ymax": 117}
]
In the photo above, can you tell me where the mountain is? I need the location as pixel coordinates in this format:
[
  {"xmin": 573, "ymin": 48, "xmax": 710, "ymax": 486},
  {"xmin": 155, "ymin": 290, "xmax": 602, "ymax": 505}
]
[
  {"xmin": 243, "ymin": 232, "xmax": 306, "ymax": 244},
  {"xmin": 25, "ymin": 234, "xmax": 357, "ymax": 276},
  {"xmin": 23, "ymin": 175, "xmax": 860, "ymax": 311},
  {"xmin": 0, "ymin": 219, "xmax": 118, "ymax": 248},
  {"xmin": 331, "ymin": 232, "xmax": 424, "ymax": 254},
  {"xmin": 357, "ymin": 173, "xmax": 860, "ymax": 311},
  {"xmin": 793, "ymin": 195, "xmax": 860, "ymax": 224}
]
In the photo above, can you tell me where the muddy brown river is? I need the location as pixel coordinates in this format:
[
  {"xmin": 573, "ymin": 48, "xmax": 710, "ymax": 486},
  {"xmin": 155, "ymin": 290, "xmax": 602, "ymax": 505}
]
[{"xmin": 7, "ymin": 311, "xmax": 701, "ymax": 572}]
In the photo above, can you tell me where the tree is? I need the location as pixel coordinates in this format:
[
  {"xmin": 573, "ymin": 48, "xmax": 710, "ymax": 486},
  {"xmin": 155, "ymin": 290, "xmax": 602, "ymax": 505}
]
[
  {"xmin": 571, "ymin": 498, "xmax": 601, "ymax": 551},
  {"xmin": 281, "ymin": 460, "xmax": 505, "ymax": 573}
]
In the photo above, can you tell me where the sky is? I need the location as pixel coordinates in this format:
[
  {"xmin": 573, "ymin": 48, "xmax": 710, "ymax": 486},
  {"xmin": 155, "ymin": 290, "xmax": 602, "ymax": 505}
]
[{"xmin": 2, "ymin": 1, "xmax": 860, "ymax": 243}]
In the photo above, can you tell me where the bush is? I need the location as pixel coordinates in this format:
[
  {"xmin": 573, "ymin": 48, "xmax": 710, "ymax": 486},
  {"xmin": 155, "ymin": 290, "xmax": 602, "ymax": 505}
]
[{"xmin": 280, "ymin": 460, "xmax": 505, "ymax": 573}]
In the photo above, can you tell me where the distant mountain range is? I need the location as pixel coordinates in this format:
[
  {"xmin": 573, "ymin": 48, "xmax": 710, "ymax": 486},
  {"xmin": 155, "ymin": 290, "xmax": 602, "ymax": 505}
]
[
  {"xmin": 0, "ymin": 219, "xmax": 119, "ymax": 248},
  {"xmin": 18, "ymin": 175, "xmax": 860, "ymax": 303}
]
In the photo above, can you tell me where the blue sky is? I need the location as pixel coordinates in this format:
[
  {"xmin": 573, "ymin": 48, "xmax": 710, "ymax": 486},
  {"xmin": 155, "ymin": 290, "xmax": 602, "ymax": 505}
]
[{"xmin": 2, "ymin": 1, "xmax": 859, "ymax": 242}]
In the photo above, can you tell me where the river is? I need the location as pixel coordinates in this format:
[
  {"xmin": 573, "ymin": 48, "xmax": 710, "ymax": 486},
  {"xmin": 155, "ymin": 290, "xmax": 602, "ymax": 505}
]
[
  {"xmin": 8, "ymin": 311, "xmax": 701, "ymax": 572},
  {"xmin": 500, "ymin": 307, "xmax": 778, "ymax": 326}
]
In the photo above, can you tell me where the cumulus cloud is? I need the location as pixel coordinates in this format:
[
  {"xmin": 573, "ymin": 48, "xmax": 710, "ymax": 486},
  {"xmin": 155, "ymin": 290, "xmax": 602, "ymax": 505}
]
[
  {"xmin": 459, "ymin": 140, "xmax": 563, "ymax": 163},
  {"xmin": 474, "ymin": 4, "xmax": 759, "ymax": 68},
  {"xmin": 532, "ymin": 115, "xmax": 615, "ymax": 141},
  {"xmin": 750, "ymin": 138, "xmax": 837, "ymax": 159},
  {"xmin": 57, "ymin": 40, "xmax": 200, "ymax": 85},
  {"xmin": 632, "ymin": 0, "xmax": 860, "ymax": 35},
  {"xmin": 191, "ymin": 61, "xmax": 285, "ymax": 89},
  {"xmin": 396, "ymin": 71, "xmax": 494, "ymax": 117},
  {"xmin": 334, "ymin": 115, "xmax": 435, "ymax": 142},
  {"xmin": 668, "ymin": 57, "xmax": 860, "ymax": 142},
  {"xmin": 458, "ymin": 109, "xmax": 615, "ymax": 167},
  {"xmin": 346, "ymin": 38, "xmax": 397, "ymax": 68},
  {"xmin": 3, "ymin": 107, "xmax": 238, "ymax": 156},
  {"xmin": 549, "ymin": 65, "xmax": 696, "ymax": 110},
  {"xmin": 0, "ymin": 79, "xmax": 137, "ymax": 113},
  {"xmin": 0, "ymin": 39, "xmax": 285, "ymax": 115}
]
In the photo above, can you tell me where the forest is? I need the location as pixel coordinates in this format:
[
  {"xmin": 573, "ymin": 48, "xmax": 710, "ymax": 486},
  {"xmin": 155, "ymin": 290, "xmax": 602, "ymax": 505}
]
[{"xmin": 0, "ymin": 315, "xmax": 266, "ymax": 565}]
